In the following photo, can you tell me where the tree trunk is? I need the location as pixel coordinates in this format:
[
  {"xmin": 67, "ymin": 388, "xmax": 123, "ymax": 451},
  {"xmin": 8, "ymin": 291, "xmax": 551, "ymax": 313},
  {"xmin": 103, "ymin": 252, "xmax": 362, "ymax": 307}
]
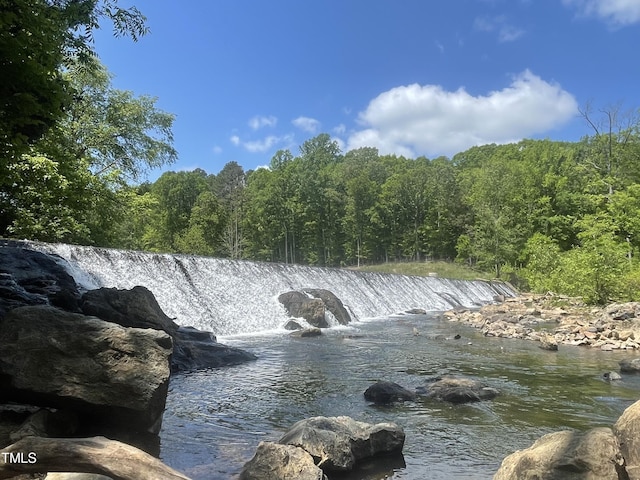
[{"xmin": 0, "ymin": 436, "xmax": 191, "ymax": 480}]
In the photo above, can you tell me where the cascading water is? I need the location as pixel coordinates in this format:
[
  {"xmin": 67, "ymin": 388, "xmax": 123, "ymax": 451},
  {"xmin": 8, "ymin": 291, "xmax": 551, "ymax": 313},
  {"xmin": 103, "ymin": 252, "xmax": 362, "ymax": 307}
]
[{"xmin": 29, "ymin": 242, "xmax": 515, "ymax": 336}]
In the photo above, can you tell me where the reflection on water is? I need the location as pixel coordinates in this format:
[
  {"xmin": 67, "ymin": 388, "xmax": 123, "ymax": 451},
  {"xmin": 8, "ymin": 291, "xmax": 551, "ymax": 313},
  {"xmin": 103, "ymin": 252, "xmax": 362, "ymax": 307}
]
[{"xmin": 160, "ymin": 314, "xmax": 640, "ymax": 479}]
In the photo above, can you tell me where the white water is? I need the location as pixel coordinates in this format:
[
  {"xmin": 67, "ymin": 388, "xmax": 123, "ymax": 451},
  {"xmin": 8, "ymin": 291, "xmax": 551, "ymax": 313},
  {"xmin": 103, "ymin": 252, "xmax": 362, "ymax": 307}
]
[{"xmin": 29, "ymin": 242, "xmax": 515, "ymax": 336}]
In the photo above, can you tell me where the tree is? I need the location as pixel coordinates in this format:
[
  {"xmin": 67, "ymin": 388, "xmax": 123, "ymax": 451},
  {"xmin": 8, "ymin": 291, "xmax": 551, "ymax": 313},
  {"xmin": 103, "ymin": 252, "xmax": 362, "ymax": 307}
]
[
  {"xmin": 175, "ymin": 191, "xmax": 227, "ymax": 255},
  {"xmin": 213, "ymin": 161, "xmax": 246, "ymax": 258},
  {"xmin": 1, "ymin": 60, "xmax": 177, "ymax": 242},
  {"xmin": 0, "ymin": 0, "xmax": 148, "ymax": 161}
]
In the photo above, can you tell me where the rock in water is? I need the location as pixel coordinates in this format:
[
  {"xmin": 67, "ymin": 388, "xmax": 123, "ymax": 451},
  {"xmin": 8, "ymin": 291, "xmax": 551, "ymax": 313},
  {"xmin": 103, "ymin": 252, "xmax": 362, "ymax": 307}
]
[
  {"xmin": 278, "ymin": 416, "xmax": 405, "ymax": 472},
  {"xmin": 619, "ymin": 358, "xmax": 640, "ymax": 373},
  {"xmin": 278, "ymin": 289, "xmax": 352, "ymax": 328},
  {"xmin": 0, "ymin": 305, "xmax": 172, "ymax": 435},
  {"xmin": 420, "ymin": 376, "xmax": 499, "ymax": 403},
  {"xmin": 494, "ymin": 428, "xmax": 625, "ymax": 480},
  {"xmin": 614, "ymin": 397, "xmax": 640, "ymax": 479},
  {"xmin": 364, "ymin": 381, "xmax": 416, "ymax": 404},
  {"xmin": 81, "ymin": 286, "xmax": 256, "ymax": 372},
  {"xmin": 239, "ymin": 442, "xmax": 327, "ymax": 480},
  {"xmin": 303, "ymin": 289, "xmax": 352, "ymax": 325}
]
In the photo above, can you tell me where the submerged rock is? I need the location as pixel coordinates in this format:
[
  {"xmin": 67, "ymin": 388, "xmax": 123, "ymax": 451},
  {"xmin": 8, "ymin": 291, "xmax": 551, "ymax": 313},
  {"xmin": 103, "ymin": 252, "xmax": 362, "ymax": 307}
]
[
  {"xmin": 278, "ymin": 416, "xmax": 405, "ymax": 472},
  {"xmin": 290, "ymin": 327, "xmax": 322, "ymax": 338},
  {"xmin": 239, "ymin": 442, "xmax": 327, "ymax": 480},
  {"xmin": 418, "ymin": 376, "xmax": 499, "ymax": 404},
  {"xmin": 603, "ymin": 371, "xmax": 622, "ymax": 381},
  {"xmin": 364, "ymin": 381, "xmax": 416, "ymax": 404}
]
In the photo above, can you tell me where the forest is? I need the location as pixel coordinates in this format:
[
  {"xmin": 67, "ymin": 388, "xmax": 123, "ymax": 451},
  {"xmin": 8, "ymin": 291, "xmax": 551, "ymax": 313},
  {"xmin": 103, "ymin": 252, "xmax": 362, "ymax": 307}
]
[{"xmin": 3, "ymin": 1, "xmax": 640, "ymax": 304}]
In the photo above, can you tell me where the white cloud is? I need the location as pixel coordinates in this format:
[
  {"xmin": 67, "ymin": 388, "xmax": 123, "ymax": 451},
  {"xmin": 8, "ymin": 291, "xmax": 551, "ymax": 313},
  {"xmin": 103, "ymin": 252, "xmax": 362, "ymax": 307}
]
[
  {"xmin": 248, "ymin": 115, "xmax": 277, "ymax": 130},
  {"xmin": 292, "ymin": 116, "xmax": 321, "ymax": 133},
  {"xmin": 473, "ymin": 15, "xmax": 525, "ymax": 42},
  {"xmin": 563, "ymin": 0, "xmax": 640, "ymax": 26},
  {"xmin": 212, "ymin": 145, "xmax": 223, "ymax": 155},
  {"xmin": 234, "ymin": 134, "xmax": 295, "ymax": 153},
  {"xmin": 347, "ymin": 70, "xmax": 578, "ymax": 158},
  {"xmin": 333, "ymin": 123, "xmax": 346, "ymax": 135},
  {"xmin": 230, "ymin": 135, "xmax": 240, "ymax": 146}
]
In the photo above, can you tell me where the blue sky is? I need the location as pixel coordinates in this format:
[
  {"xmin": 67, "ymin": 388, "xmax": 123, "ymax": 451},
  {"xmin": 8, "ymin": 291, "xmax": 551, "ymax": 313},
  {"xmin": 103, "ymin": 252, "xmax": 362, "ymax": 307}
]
[{"xmin": 93, "ymin": 0, "xmax": 640, "ymax": 178}]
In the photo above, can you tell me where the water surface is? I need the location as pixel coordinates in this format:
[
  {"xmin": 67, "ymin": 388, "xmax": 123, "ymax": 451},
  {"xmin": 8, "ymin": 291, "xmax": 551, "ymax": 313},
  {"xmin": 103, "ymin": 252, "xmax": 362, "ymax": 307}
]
[{"xmin": 160, "ymin": 314, "xmax": 640, "ymax": 479}]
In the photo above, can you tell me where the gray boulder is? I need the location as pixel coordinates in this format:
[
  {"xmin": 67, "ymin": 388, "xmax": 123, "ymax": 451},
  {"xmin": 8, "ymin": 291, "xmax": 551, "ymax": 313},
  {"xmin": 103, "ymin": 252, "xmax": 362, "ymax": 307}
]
[
  {"xmin": 620, "ymin": 358, "xmax": 640, "ymax": 373},
  {"xmin": 364, "ymin": 381, "xmax": 416, "ymax": 404},
  {"xmin": 278, "ymin": 416, "xmax": 405, "ymax": 472},
  {"xmin": 239, "ymin": 442, "xmax": 327, "ymax": 480},
  {"xmin": 0, "ymin": 305, "xmax": 172, "ymax": 435},
  {"xmin": 290, "ymin": 328, "xmax": 322, "ymax": 338},
  {"xmin": 494, "ymin": 428, "xmax": 625, "ymax": 480},
  {"xmin": 81, "ymin": 286, "xmax": 256, "ymax": 372},
  {"xmin": 419, "ymin": 376, "xmax": 499, "ymax": 403},
  {"xmin": 614, "ymin": 397, "xmax": 640, "ymax": 479},
  {"xmin": 302, "ymin": 289, "xmax": 352, "ymax": 325},
  {"xmin": 278, "ymin": 289, "xmax": 352, "ymax": 328},
  {"xmin": 278, "ymin": 291, "xmax": 327, "ymax": 328},
  {"xmin": 0, "ymin": 244, "xmax": 81, "ymax": 319}
]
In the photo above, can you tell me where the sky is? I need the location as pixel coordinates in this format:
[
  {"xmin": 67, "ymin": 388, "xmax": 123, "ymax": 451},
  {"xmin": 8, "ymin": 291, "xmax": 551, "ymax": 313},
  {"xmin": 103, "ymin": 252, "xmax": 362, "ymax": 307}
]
[{"xmin": 92, "ymin": 0, "xmax": 640, "ymax": 178}]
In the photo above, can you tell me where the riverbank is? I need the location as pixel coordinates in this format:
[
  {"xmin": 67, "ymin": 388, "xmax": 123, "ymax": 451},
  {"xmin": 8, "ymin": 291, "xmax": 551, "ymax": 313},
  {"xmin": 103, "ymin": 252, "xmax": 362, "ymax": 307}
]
[{"xmin": 444, "ymin": 293, "xmax": 640, "ymax": 351}]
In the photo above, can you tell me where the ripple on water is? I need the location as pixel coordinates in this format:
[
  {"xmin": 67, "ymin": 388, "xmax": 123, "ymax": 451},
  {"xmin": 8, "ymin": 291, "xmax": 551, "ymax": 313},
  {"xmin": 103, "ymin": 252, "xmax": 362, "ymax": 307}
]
[{"xmin": 160, "ymin": 316, "xmax": 640, "ymax": 480}]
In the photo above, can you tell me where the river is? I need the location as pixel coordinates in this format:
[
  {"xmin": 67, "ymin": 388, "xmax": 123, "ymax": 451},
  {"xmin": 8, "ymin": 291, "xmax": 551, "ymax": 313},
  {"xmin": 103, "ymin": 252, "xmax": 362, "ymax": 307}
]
[{"xmin": 159, "ymin": 314, "xmax": 640, "ymax": 479}]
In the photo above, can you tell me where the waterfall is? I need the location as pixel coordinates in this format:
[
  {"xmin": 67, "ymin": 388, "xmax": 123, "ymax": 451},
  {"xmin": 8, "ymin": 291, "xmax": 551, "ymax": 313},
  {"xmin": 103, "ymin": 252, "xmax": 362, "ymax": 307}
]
[{"xmin": 28, "ymin": 242, "xmax": 515, "ymax": 336}]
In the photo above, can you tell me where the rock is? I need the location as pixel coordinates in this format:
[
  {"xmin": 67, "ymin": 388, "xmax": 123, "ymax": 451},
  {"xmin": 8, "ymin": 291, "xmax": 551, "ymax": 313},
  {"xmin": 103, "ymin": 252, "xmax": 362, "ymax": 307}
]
[
  {"xmin": 539, "ymin": 335, "xmax": 559, "ymax": 351},
  {"xmin": 0, "ymin": 245, "xmax": 81, "ymax": 319},
  {"xmin": 46, "ymin": 474, "xmax": 113, "ymax": 480},
  {"xmin": 303, "ymin": 289, "xmax": 352, "ymax": 325},
  {"xmin": 405, "ymin": 308, "xmax": 427, "ymax": 315},
  {"xmin": 0, "ymin": 305, "xmax": 171, "ymax": 436},
  {"xmin": 81, "ymin": 286, "xmax": 256, "ymax": 372},
  {"xmin": 419, "ymin": 376, "xmax": 499, "ymax": 404},
  {"xmin": 284, "ymin": 319, "xmax": 305, "ymax": 330},
  {"xmin": 0, "ymin": 436, "xmax": 191, "ymax": 480},
  {"xmin": 278, "ymin": 416, "xmax": 405, "ymax": 472},
  {"xmin": 494, "ymin": 428, "xmax": 625, "ymax": 480},
  {"xmin": 278, "ymin": 289, "xmax": 352, "ymax": 328},
  {"xmin": 80, "ymin": 286, "xmax": 179, "ymax": 334},
  {"xmin": 171, "ymin": 326, "xmax": 256, "ymax": 372},
  {"xmin": 290, "ymin": 328, "xmax": 322, "ymax": 338},
  {"xmin": 614, "ymin": 398, "xmax": 640, "ymax": 479},
  {"xmin": 10, "ymin": 409, "xmax": 79, "ymax": 442},
  {"xmin": 278, "ymin": 291, "xmax": 328, "ymax": 328},
  {"xmin": 603, "ymin": 371, "xmax": 622, "ymax": 381},
  {"xmin": 620, "ymin": 358, "xmax": 640, "ymax": 373},
  {"xmin": 239, "ymin": 442, "xmax": 327, "ymax": 480},
  {"xmin": 364, "ymin": 381, "xmax": 416, "ymax": 404}
]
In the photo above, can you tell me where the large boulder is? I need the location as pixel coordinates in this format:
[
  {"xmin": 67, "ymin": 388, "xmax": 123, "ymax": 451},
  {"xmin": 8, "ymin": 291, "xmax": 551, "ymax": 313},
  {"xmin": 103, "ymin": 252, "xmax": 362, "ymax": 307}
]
[
  {"xmin": 0, "ymin": 245, "xmax": 81, "ymax": 319},
  {"xmin": 278, "ymin": 289, "xmax": 352, "ymax": 328},
  {"xmin": 418, "ymin": 376, "xmax": 499, "ymax": 403},
  {"xmin": 619, "ymin": 358, "xmax": 640, "ymax": 373},
  {"xmin": 239, "ymin": 442, "xmax": 327, "ymax": 480},
  {"xmin": 364, "ymin": 381, "xmax": 416, "ymax": 404},
  {"xmin": 0, "ymin": 305, "xmax": 172, "ymax": 435},
  {"xmin": 302, "ymin": 289, "xmax": 351, "ymax": 325},
  {"xmin": 278, "ymin": 291, "xmax": 328, "ymax": 328},
  {"xmin": 494, "ymin": 428, "xmax": 625, "ymax": 480},
  {"xmin": 278, "ymin": 416, "xmax": 405, "ymax": 473},
  {"xmin": 80, "ymin": 286, "xmax": 178, "ymax": 334},
  {"xmin": 614, "ymin": 398, "xmax": 640, "ymax": 479},
  {"xmin": 81, "ymin": 286, "xmax": 256, "ymax": 372}
]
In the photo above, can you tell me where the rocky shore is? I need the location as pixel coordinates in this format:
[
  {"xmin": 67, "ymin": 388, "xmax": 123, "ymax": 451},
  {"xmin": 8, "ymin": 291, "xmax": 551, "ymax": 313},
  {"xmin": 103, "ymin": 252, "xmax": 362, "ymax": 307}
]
[{"xmin": 444, "ymin": 292, "xmax": 640, "ymax": 351}]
